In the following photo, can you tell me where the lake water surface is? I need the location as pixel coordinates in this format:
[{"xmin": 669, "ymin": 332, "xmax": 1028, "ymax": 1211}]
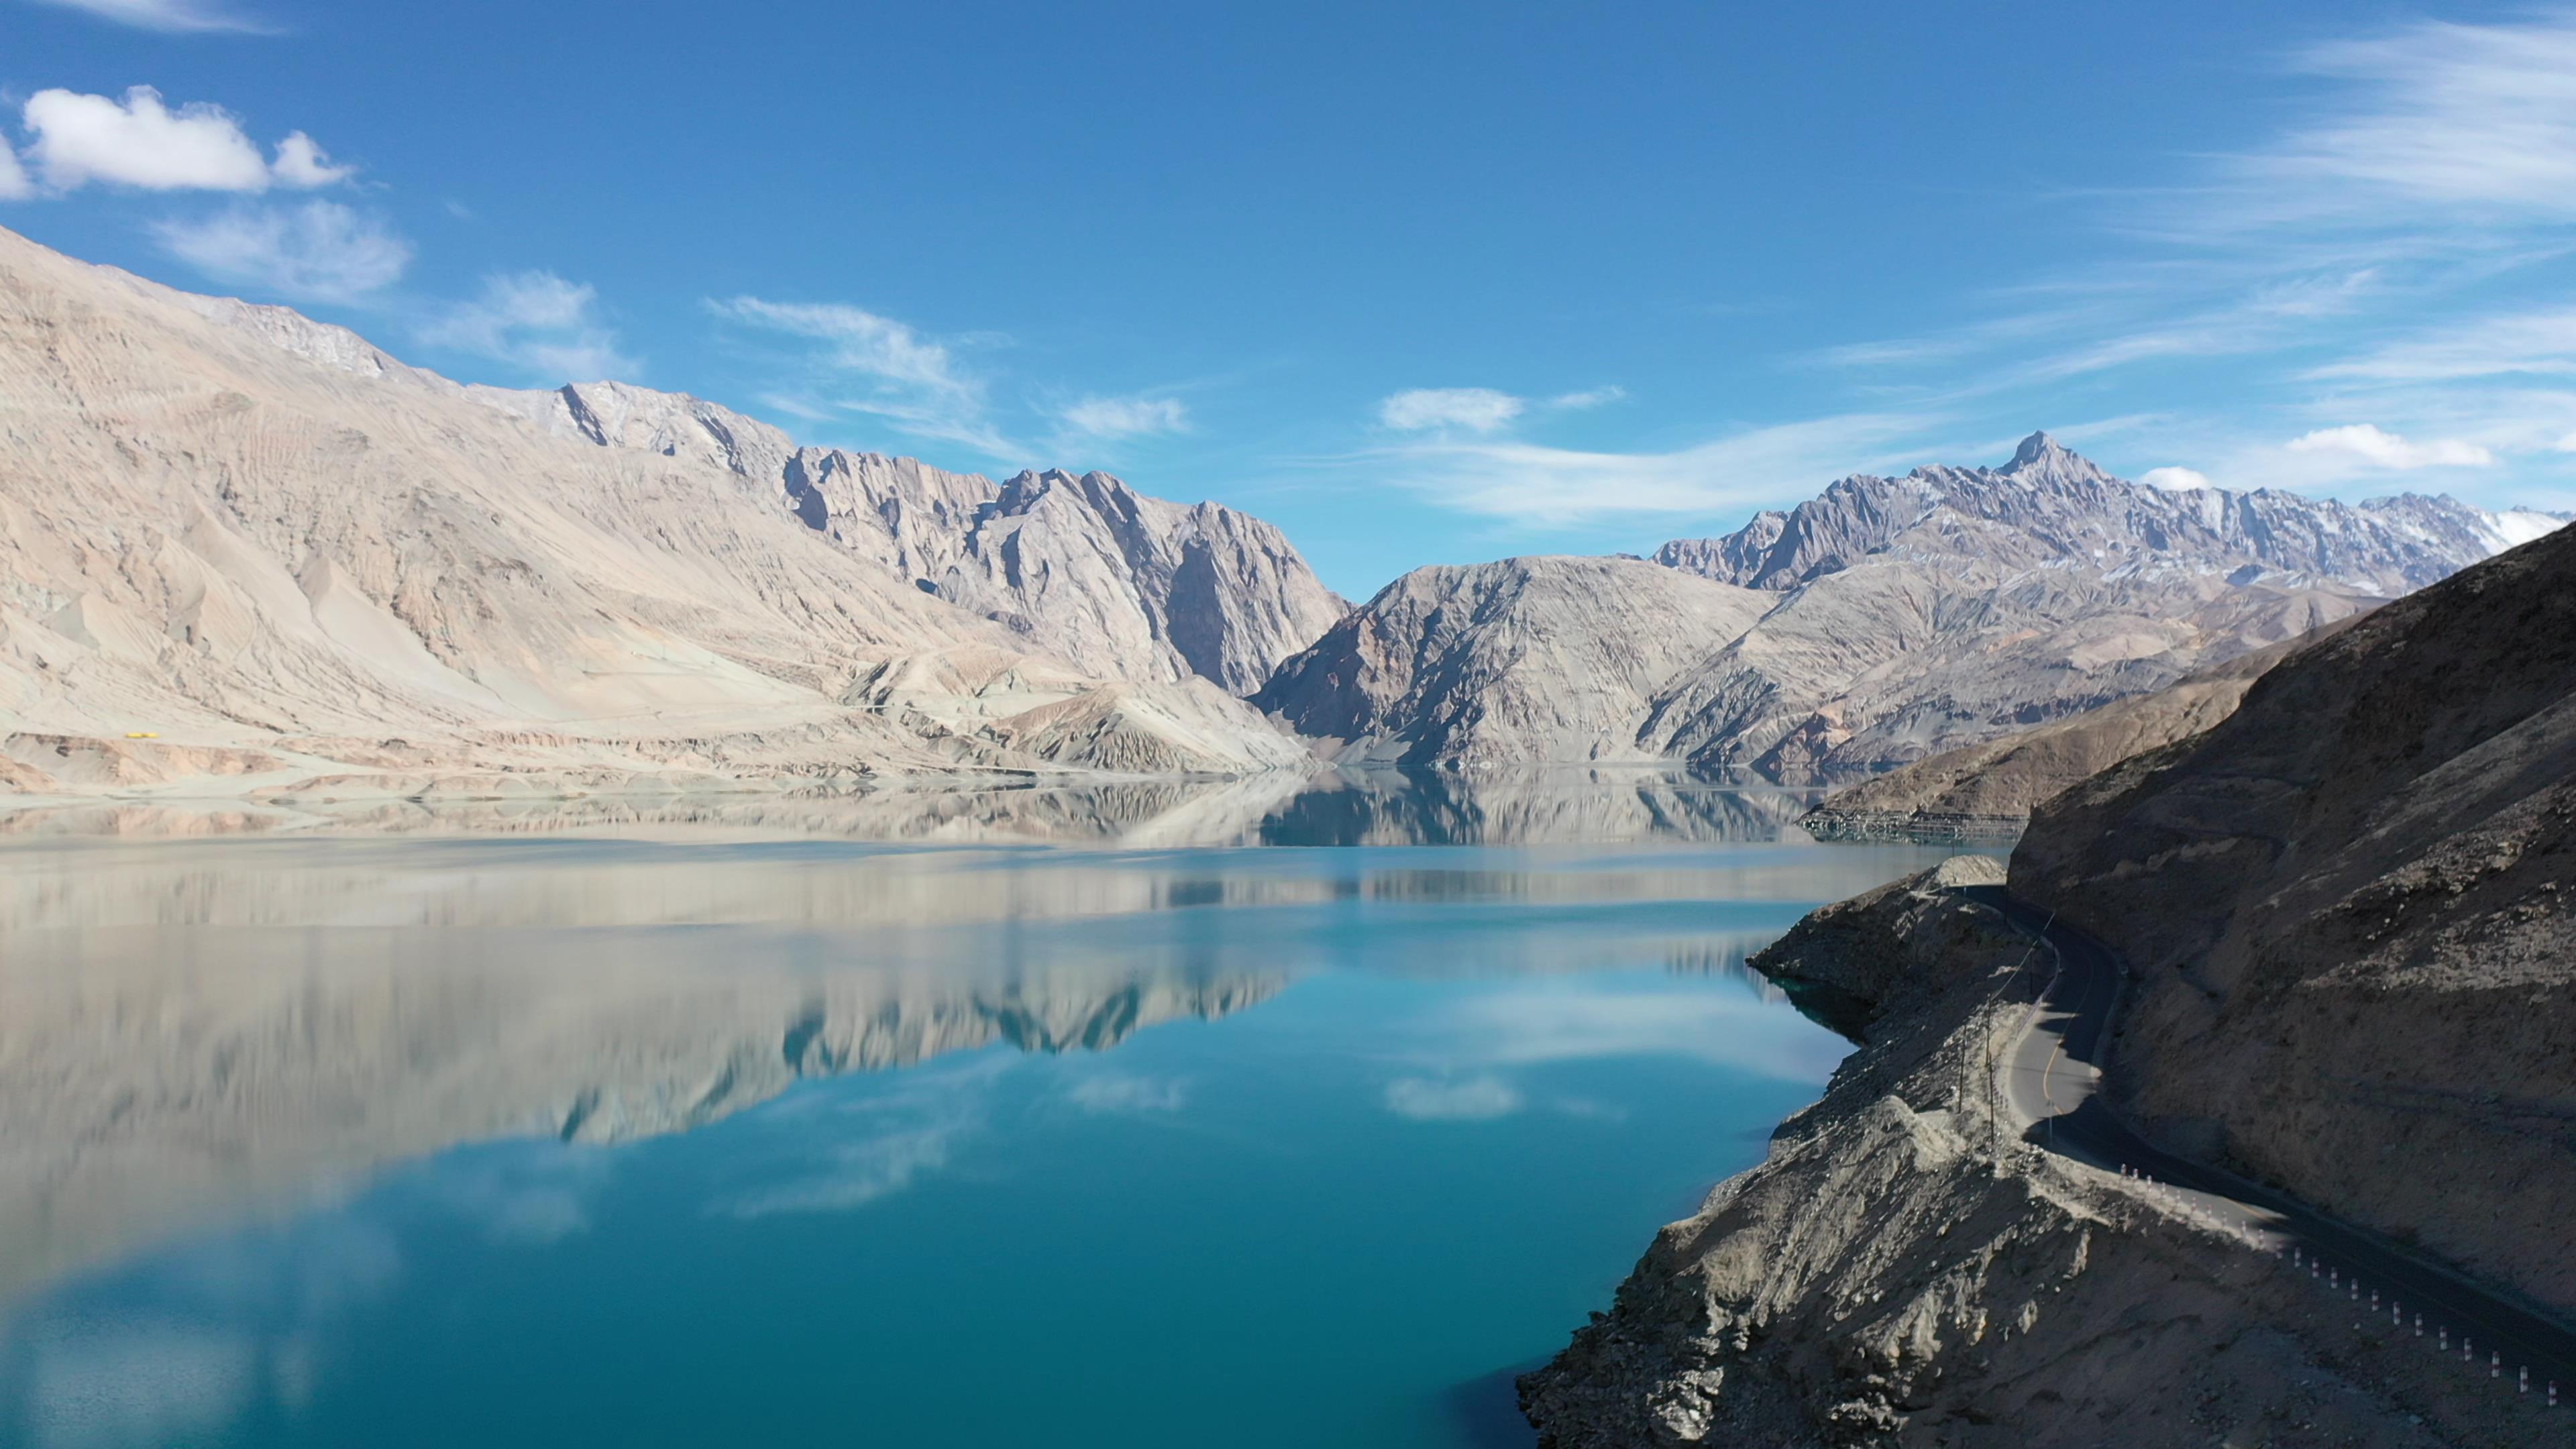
[{"xmin": 0, "ymin": 775, "xmax": 1972, "ymax": 1448}]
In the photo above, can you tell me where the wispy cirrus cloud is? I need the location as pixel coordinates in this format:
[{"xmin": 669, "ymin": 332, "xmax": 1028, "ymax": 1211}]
[
  {"xmin": 1377, "ymin": 384, "xmax": 1627, "ymax": 435},
  {"xmin": 1065, "ymin": 1072, "xmax": 1189, "ymax": 1114},
  {"xmin": 1057, "ymin": 393, "xmax": 1190, "ymax": 441},
  {"xmin": 2220, "ymin": 17, "xmax": 2576, "ymax": 228},
  {"xmin": 1384, "ymin": 1075, "xmax": 1521, "ymax": 1122},
  {"xmin": 152, "ymin": 201, "xmax": 411, "ymax": 303},
  {"xmin": 1774, "ymin": 9, "xmax": 2576, "ymax": 515},
  {"xmin": 1380, "ymin": 386, "xmax": 1524, "ymax": 433},
  {"xmin": 21, "ymin": 0, "xmax": 275, "ymax": 33},
  {"xmin": 421, "ymin": 271, "xmax": 635, "ymax": 381},
  {"xmin": 710, "ymin": 295, "xmax": 1017, "ymax": 458},
  {"xmin": 2309, "ymin": 309, "xmax": 2576, "ymax": 384},
  {"xmin": 1373, "ymin": 411, "xmax": 1936, "ymax": 525},
  {"xmin": 15, "ymin": 87, "xmax": 349, "ymax": 195},
  {"xmin": 713, "ymin": 1055, "xmax": 1012, "ymax": 1220}
]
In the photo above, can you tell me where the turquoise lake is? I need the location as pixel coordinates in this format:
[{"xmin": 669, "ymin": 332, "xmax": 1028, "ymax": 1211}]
[{"xmin": 0, "ymin": 776, "xmax": 1970, "ymax": 1448}]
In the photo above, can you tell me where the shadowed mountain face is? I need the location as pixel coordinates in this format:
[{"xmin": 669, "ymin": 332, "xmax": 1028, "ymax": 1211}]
[
  {"xmin": 1520, "ymin": 529, "xmax": 2576, "ymax": 1448},
  {"xmin": 1801, "ymin": 622, "xmax": 2362, "ymax": 835},
  {"xmin": 1259, "ymin": 434, "xmax": 2561, "ymax": 778},
  {"xmin": 2015, "ymin": 521, "xmax": 2576, "ymax": 1316},
  {"xmin": 0, "ymin": 225, "xmax": 1326, "ymax": 799}
]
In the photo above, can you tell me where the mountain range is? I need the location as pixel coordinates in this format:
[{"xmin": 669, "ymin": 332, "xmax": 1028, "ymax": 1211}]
[
  {"xmin": 0, "ymin": 221, "xmax": 2562, "ymax": 799},
  {"xmin": 0, "ymin": 224, "xmax": 1330, "ymax": 794},
  {"xmin": 1523, "ymin": 485, "xmax": 2576, "ymax": 1449},
  {"xmin": 1263, "ymin": 433, "xmax": 2561, "ymax": 775}
]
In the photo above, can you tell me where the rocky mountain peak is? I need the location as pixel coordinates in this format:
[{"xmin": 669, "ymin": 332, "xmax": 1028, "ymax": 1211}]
[{"xmin": 1997, "ymin": 429, "xmax": 2112, "ymax": 488}]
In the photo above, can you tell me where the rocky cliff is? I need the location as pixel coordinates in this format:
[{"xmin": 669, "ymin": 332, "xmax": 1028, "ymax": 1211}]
[
  {"xmin": 0, "ymin": 223, "xmax": 1312, "ymax": 795},
  {"xmin": 2016, "ymin": 519, "xmax": 2576, "ymax": 1316},
  {"xmin": 1250, "ymin": 555, "xmax": 1773, "ymax": 767},
  {"xmin": 488, "ymin": 383, "xmax": 1347, "ymax": 696},
  {"xmin": 1521, "ymin": 526, "xmax": 2576, "ymax": 1446},
  {"xmin": 1267, "ymin": 433, "xmax": 2556, "ymax": 776}
]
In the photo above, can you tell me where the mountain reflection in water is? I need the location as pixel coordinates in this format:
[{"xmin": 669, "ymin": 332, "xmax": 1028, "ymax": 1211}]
[
  {"xmin": 0, "ymin": 773, "xmax": 1978, "ymax": 1449},
  {"xmin": 0, "ymin": 765, "xmax": 1827, "ymax": 847}
]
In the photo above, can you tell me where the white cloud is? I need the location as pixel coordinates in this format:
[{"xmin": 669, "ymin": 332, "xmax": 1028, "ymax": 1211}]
[
  {"xmin": 19, "ymin": 87, "xmax": 350, "ymax": 195},
  {"xmin": 1059, "ymin": 394, "xmax": 1190, "ymax": 439},
  {"xmin": 1380, "ymin": 386, "xmax": 1525, "ymax": 433},
  {"xmin": 2234, "ymin": 16, "xmax": 2576, "ymax": 223},
  {"xmin": 1548, "ymin": 386, "xmax": 1627, "ymax": 411},
  {"xmin": 2284, "ymin": 423, "xmax": 2493, "ymax": 470},
  {"xmin": 1378, "ymin": 411, "xmax": 1933, "ymax": 525},
  {"xmin": 23, "ymin": 0, "xmax": 272, "ymax": 32},
  {"xmin": 267, "ymin": 131, "xmax": 354, "ymax": 189},
  {"xmin": 716, "ymin": 1055, "xmax": 1008, "ymax": 1219},
  {"xmin": 1454, "ymin": 984, "xmax": 1847, "ymax": 1081},
  {"xmin": 1379, "ymin": 384, "xmax": 1632, "ymax": 436},
  {"xmin": 1066, "ymin": 1072, "xmax": 1189, "ymax": 1114},
  {"xmin": 720, "ymin": 1122, "xmax": 960, "ymax": 1218},
  {"xmin": 0, "ymin": 144, "xmax": 30, "ymax": 201},
  {"xmin": 2139, "ymin": 466, "xmax": 2211, "ymax": 492},
  {"xmin": 422, "ymin": 271, "xmax": 635, "ymax": 380},
  {"xmin": 1778, "ymin": 9, "xmax": 2576, "ymax": 499},
  {"xmin": 1384, "ymin": 1075, "xmax": 1522, "ymax": 1121},
  {"xmin": 2310, "ymin": 309, "xmax": 2576, "ymax": 384},
  {"xmin": 151, "ymin": 201, "xmax": 411, "ymax": 303},
  {"xmin": 712, "ymin": 295, "xmax": 1012, "ymax": 456},
  {"xmin": 2557, "ymin": 431, "xmax": 2576, "ymax": 453}
]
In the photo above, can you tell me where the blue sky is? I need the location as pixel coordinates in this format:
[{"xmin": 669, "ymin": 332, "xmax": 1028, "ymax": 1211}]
[{"xmin": 5, "ymin": 0, "xmax": 2575, "ymax": 596}]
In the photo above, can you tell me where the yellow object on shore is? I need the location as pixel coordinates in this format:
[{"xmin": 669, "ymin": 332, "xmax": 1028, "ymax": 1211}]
[{"xmin": 124, "ymin": 731, "xmax": 158, "ymax": 739}]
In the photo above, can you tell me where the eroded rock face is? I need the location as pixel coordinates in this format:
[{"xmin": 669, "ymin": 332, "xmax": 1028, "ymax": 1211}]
[
  {"xmin": 488, "ymin": 389, "xmax": 1347, "ymax": 698},
  {"xmin": 934, "ymin": 468, "xmax": 1348, "ymax": 696},
  {"xmin": 1271, "ymin": 434, "xmax": 2559, "ymax": 776},
  {"xmin": 1527, "ymin": 526, "xmax": 2576, "ymax": 1447},
  {"xmin": 1633, "ymin": 433, "xmax": 2556, "ymax": 778},
  {"xmin": 1655, "ymin": 432, "xmax": 2546, "ymax": 598},
  {"xmin": 0, "ymin": 223, "xmax": 1309, "ymax": 790},
  {"xmin": 1250, "ymin": 556, "xmax": 1774, "ymax": 767},
  {"xmin": 2015, "ymin": 521, "xmax": 2576, "ymax": 1316}
]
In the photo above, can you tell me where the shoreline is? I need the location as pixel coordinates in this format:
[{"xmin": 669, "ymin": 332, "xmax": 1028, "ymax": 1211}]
[{"xmin": 1519, "ymin": 859, "xmax": 2565, "ymax": 1447}]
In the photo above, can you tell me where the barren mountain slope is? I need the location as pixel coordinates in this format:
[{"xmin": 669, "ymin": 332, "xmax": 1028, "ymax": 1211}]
[
  {"xmin": 0, "ymin": 225, "xmax": 1305, "ymax": 792},
  {"xmin": 1801, "ymin": 619, "xmax": 2360, "ymax": 834},
  {"xmin": 1522, "ymin": 529, "xmax": 2576, "ymax": 1448},
  {"xmin": 486, "ymin": 385, "xmax": 1346, "ymax": 695},
  {"xmin": 1249, "ymin": 555, "xmax": 1774, "ymax": 767},
  {"xmin": 2015, "ymin": 521, "xmax": 2576, "ymax": 1314},
  {"xmin": 1269, "ymin": 433, "xmax": 2552, "ymax": 775}
]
